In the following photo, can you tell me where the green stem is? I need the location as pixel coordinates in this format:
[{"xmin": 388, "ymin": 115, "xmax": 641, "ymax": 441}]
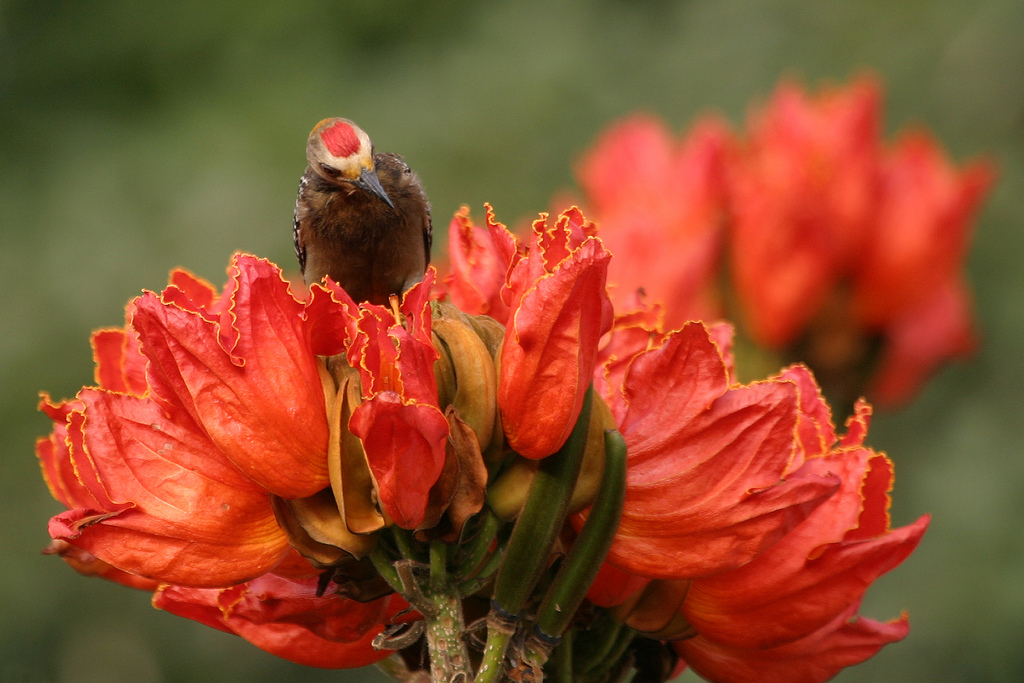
[
  {"xmin": 533, "ymin": 429, "xmax": 627, "ymax": 639},
  {"xmin": 456, "ymin": 545, "xmax": 504, "ymax": 596},
  {"xmin": 423, "ymin": 589, "xmax": 473, "ymax": 683},
  {"xmin": 457, "ymin": 509, "xmax": 501, "ymax": 581},
  {"xmin": 585, "ymin": 623, "xmax": 636, "ymax": 682},
  {"xmin": 474, "ymin": 609, "xmax": 516, "ymax": 683},
  {"xmin": 491, "ymin": 387, "xmax": 594, "ymax": 615},
  {"xmin": 575, "ymin": 617, "xmax": 626, "ymax": 679},
  {"xmin": 475, "ymin": 388, "xmax": 594, "ymax": 682},
  {"xmin": 376, "ymin": 535, "xmax": 472, "ymax": 681},
  {"xmin": 393, "ymin": 527, "xmax": 421, "ymax": 561},
  {"xmin": 550, "ymin": 628, "xmax": 574, "ymax": 683},
  {"xmin": 429, "ymin": 542, "xmax": 447, "ymax": 593},
  {"xmin": 369, "ymin": 546, "xmax": 403, "ymax": 594}
]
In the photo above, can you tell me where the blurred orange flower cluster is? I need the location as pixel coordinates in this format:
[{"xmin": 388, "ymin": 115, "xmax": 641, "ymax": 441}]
[{"xmin": 576, "ymin": 76, "xmax": 993, "ymax": 409}]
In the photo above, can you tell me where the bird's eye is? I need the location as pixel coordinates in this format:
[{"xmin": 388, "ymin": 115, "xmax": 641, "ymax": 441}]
[{"xmin": 320, "ymin": 164, "xmax": 342, "ymax": 178}]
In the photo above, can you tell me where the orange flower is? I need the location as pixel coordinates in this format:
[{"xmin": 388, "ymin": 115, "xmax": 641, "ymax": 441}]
[
  {"xmin": 855, "ymin": 131, "xmax": 992, "ymax": 328},
  {"xmin": 39, "ymin": 254, "xmax": 458, "ymax": 583},
  {"xmin": 572, "ymin": 75, "xmax": 994, "ymax": 409},
  {"xmin": 728, "ymin": 77, "xmax": 883, "ymax": 347},
  {"xmin": 590, "ymin": 322, "xmax": 839, "ymax": 579},
  {"xmin": 576, "ymin": 114, "xmax": 730, "ymax": 328},
  {"xmin": 726, "ymin": 78, "xmax": 994, "ymax": 406},
  {"xmin": 38, "ymin": 254, "xmax": 443, "ymax": 668},
  {"xmin": 676, "ymin": 391, "xmax": 928, "ymax": 681},
  {"xmin": 134, "ymin": 258, "xmax": 334, "ymax": 498},
  {"xmin": 855, "ymin": 131, "xmax": 994, "ymax": 404},
  {"xmin": 495, "ymin": 207, "xmax": 614, "ymax": 459},
  {"xmin": 676, "ymin": 605, "xmax": 911, "ymax": 683},
  {"xmin": 40, "ymin": 200, "xmax": 929, "ymax": 680},
  {"xmin": 326, "ymin": 270, "xmax": 450, "ymax": 529},
  {"xmin": 589, "ymin": 368, "xmax": 928, "ymax": 683},
  {"xmin": 38, "ymin": 255, "xmax": 325, "ymax": 587}
]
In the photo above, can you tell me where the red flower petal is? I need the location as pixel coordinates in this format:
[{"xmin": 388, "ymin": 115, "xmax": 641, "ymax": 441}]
[
  {"xmin": 839, "ymin": 399, "xmax": 872, "ymax": 448},
  {"xmin": 594, "ymin": 320, "xmax": 661, "ymax": 423},
  {"xmin": 444, "ymin": 206, "xmax": 509, "ymax": 320},
  {"xmin": 154, "ymin": 575, "xmax": 397, "ymax": 669},
  {"xmin": 92, "ymin": 325, "xmax": 148, "ymax": 395},
  {"xmin": 854, "ymin": 131, "xmax": 994, "ymax": 328},
  {"xmin": 499, "ymin": 213, "xmax": 612, "ymax": 459},
  {"xmin": 677, "ymin": 604, "xmax": 910, "ymax": 683},
  {"xmin": 705, "ymin": 322, "xmax": 737, "ymax": 384},
  {"xmin": 484, "ymin": 205, "xmax": 527, "ymax": 315},
  {"xmin": 777, "ymin": 365, "xmax": 836, "ymax": 459},
  {"xmin": 607, "ymin": 372, "xmax": 838, "ymax": 579},
  {"xmin": 43, "ymin": 540, "xmax": 161, "ymax": 591},
  {"xmin": 680, "ymin": 448, "xmax": 927, "ymax": 651},
  {"xmin": 728, "ymin": 77, "xmax": 882, "ymax": 347},
  {"xmin": 133, "ymin": 254, "xmax": 329, "ymax": 498},
  {"xmin": 48, "ymin": 389, "xmax": 288, "ymax": 587},
  {"xmin": 585, "ymin": 560, "xmax": 652, "ymax": 609},
  {"xmin": 304, "ymin": 280, "xmax": 360, "ymax": 358},
  {"xmin": 224, "ymin": 573, "xmax": 389, "ymax": 642},
  {"xmin": 37, "ymin": 395, "xmax": 105, "ymax": 510},
  {"xmin": 163, "ymin": 267, "xmax": 225, "ymax": 317},
  {"xmin": 614, "ymin": 323, "xmax": 730, "ymax": 458},
  {"xmin": 577, "ymin": 114, "xmax": 730, "ymax": 328},
  {"xmin": 343, "ymin": 273, "xmax": 440, "ymax": 405},
  {"xmin": 349, "ymin": 392, "xmax": 449, "ymax": 529},
  {"xmin": 869, "ymin": 277, "xmax": 977, "ymax": 407}
]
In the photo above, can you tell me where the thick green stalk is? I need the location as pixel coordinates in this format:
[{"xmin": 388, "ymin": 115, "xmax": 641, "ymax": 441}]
[
  {"xmin": 574, "ymin": 617, "xmax": 626, "ymax": 679},
  {"xmin": 491, "ymin": 387, "xmax": 594, "ymax": 615},
  {"xmin": 477, "ymin": 387, "xmax": 594, "ymax": 682},
  {"xmin": 474, "ymin": 614, "xmax": 515, "ymax": 683},
  {"xmin": 549, "ymin": 628, "xmax": 575, "ymax": 683},
  {"xmin": 533, "ymin": 429, "xmax": 627, "ymax": 639},
  {"xmin": 369, "ymin": 546, "xmax": 403, "ymax": 594},
  {"xmin": 583, "ymin": 624, "xmax": 636, "ymax": 682},
  {"xmin": 456, "ymin": 510, "xmax": 501, "ymax": 581},
  {"xmin": 393, "ymin": 527, "xmax": 421, "ymax": 562},
  {"xmin": 456, "ymin": 545, "xmax": 504, "ymax": 596},
  {"xmin": 423, "ymin": 589, "xmax": 473, "ymax": 683},
  {"xmin": 430, "ymin": 541, "xmax": 447, "ymax": 593}
]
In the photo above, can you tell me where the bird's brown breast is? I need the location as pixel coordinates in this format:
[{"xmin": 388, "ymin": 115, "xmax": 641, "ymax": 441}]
[{"xmin": 294, "ymin": 153, "xmax": 431, "ymax": 305}]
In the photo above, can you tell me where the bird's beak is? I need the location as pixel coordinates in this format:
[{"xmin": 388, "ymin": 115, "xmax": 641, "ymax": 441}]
[{"xmin": 355, "ymin": 167, "xmax": 395, "ymax": 209}]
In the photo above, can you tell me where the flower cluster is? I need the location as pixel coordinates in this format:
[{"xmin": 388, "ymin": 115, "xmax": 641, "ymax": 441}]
[
  {"xmin": 38, "ymin": 205, "xmax": 928, "ymax": 680},
  {"xmin": 447, "ymin": 207, "xmax": 928, "ymax": 681},
  {"xmin": 37, "ymin": 77, "xmax": 952, "ymax": 682},
  {"xmin": 575, "ymin": 76, "xmax": 994, "ymax": 409},
  {"xmin": 39, "ymin": 259, "xmax": 410, "ymax": 666}
]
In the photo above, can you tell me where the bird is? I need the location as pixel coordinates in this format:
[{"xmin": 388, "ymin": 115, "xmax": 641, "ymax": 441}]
[{"xmin": 293, "ymin": 117, "xmax": 432, "ymax": 305}]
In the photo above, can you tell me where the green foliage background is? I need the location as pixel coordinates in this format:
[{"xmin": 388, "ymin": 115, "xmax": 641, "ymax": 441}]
[{"xmin": 2, "ymin": 2, "xmax": 1022, "ymax": 681}]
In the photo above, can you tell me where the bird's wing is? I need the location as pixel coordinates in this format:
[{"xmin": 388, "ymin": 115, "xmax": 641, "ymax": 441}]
[
  {"xmin": 375, "ymin": 151, "xmax": 432, "ymax": 268},
  {"xmin": 423, "ymin": 195, "xmax": 433, "ymax": 267},
  {"xmin": 293, "ymin": 170, "xmax": 310, "ymax": 274}
]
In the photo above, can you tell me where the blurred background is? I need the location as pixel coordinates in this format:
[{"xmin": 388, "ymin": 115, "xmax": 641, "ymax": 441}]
[{"xmin": 2, "ymin": 1, "xmax": 1022, "ymax": 681}]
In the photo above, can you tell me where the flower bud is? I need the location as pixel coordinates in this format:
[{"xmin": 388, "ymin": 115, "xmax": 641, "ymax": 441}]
[
  {"xmin": 487, "ymin": 391, "xmax": 617, "ymax": 521},
  {"xmin": 431, "ymin": 308, "xmax": 498, "ymax": 452}
]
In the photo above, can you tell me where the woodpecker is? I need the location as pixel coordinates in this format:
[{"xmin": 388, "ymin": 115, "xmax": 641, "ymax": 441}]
[{"xmin": 293, "ymin": 118, "xmax": 432, "ymax": 304}]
